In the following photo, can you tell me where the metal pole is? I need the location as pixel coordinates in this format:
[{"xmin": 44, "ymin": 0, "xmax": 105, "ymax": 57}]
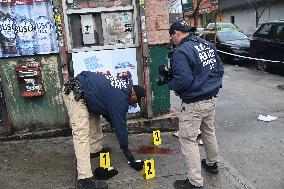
[
  {"xmin": 181, "ymin": 0, "xmax": 185, "ymax": 20},
  {"xmin": 139, "ymin": 0, "xmax": 153, "ymax": 118}
]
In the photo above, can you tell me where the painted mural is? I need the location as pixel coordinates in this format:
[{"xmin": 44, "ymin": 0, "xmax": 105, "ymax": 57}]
[{"xmin": 0, "ymin": 0, "xmax": 59, "ymax": 57}]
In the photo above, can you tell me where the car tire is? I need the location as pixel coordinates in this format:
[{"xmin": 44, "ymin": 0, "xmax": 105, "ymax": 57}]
[
  {"xmin": 256, "ymin": 56, "xmax": 268, "ymax": 72},
  {"xmin": 220, "ymin": 54, "xmax": 228, "ymax": 64}
]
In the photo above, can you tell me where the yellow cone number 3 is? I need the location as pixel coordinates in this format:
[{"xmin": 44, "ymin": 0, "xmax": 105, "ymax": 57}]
[
  {"xmin": 100, "ymin": 152, "xmax": 110, "ymax": 169},
  {"xmin": 142, "ymin": 159, "xmax": 156, "ymax": 179},
  {"xmin": 153, "ymin": 130, "xmax": 161, "ymax": 145}
]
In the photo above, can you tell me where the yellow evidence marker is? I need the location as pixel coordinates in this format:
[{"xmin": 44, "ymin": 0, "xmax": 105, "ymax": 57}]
[
  {"xmin": 152, "ymin": 130, "xmax": 162, "ymax": 145},
  {"xmin": 142, "ymin": 159, "xmax": 156, "ymax": 179},
  {"xmin": 100, "ymin": 152, "xmax": 110, "ymax": 169}
]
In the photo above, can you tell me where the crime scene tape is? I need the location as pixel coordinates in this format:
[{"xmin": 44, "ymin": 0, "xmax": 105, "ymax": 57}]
[{"xmin": 216, "ymin": 49, "xmax": 284, "ymax": 64}]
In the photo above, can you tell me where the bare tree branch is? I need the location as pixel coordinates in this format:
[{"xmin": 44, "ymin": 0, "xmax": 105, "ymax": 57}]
[{"xmin": 259, "ymin": 7, "xmax": 265, "ymax": 18}]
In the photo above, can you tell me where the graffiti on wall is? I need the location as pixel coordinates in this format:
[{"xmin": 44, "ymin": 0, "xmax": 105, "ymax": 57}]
[{"xmin": 0, "ymin": 0, "xmax": 59, "ymax": 57}]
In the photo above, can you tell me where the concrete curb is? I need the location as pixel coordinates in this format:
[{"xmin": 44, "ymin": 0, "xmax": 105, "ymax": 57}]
[
  {"xmin": 0, "ymin": 113, "xmax": 179, "ymax": 141},
  {"xmin": 104, "ymin": 113, "xmax": 179, "ymax": 133}
]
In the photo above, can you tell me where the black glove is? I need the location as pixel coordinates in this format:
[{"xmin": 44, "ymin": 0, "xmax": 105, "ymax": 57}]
[
  {"xmin": 93, "ymin": 167, "xmax": 118, "ymax": 180},
  {"xmin": 123, "ymin": 148, "xmax": 135, "ymax": 162},
  {"xmin": 122, "ymin": 148, "xmax": 144, "ymax": 171},
  {"xmin": 129, "ymin": 160, "xmax": 144, "ymax": 171},
  {"xmin": 63, "ymin": 79, "xmax": 75, "ymax": 95}
]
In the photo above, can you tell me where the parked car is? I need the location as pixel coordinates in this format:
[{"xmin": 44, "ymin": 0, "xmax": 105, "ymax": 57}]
[
  {"xmin": 206, "ymin": 22, "xmax": 242, "ymax": 32},
  {"xmin": 250, "ymin": 20, "xmax": 284, "ymax": 73},
  {"xmin": 199, "ymin": 30, "xmax": 250, "ymax": 64},
  {"xmin": 196, "ymin": 27, "xmax": 205, "ymax": 35}
]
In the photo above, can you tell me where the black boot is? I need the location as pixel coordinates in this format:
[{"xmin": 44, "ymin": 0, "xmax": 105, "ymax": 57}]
[
  {"xmin": 77, "ymin": 176, "xmax": 108, "ymax": 189},
  {"xmin": 93, "ymin": 167, "xmax": 118, "ymax": 180},
  {"xmin": 174, "ymin": 179, "xmax": 203, "ymax": 189},
  {"xmin": 201, "ymin": 159, "xmax": 219, "ymax": 173}
]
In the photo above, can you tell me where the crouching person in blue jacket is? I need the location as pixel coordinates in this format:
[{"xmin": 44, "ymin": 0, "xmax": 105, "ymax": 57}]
[{"xmin": 62, "ymin": 71, "xmax": 145, "ymax": 189}]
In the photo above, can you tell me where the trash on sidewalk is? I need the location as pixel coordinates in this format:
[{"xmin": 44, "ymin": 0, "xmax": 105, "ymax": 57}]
[
  {"xmin": 198, "ymin": 138, "xmax": 203, "ymax": 145},
  {"xmin": 258, "ymin": 115, "xmax": 277, "ymax": 122},
  {"xmin": 172, "ymin": 131, "xmax": 179, "ymax": 138}
]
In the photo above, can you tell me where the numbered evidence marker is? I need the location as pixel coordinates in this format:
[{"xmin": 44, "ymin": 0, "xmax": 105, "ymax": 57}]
[
  {"xmin": 142, "ymin": 159, "xmax": 156, "ymax": 179},
  {"xmin": 100, "ymin": 152, "xmax": 110, "ymax": 169},
  {"xmin": 152, "ymin": 130, "xmax": 161, "ymax": 145}
]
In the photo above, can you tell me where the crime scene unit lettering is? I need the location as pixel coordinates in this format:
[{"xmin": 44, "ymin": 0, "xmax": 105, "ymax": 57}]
[
  {"xmin": 105, "ymin": 75, "xmax": 128, "ymax": 89},
  {"xmin": 194, "ymin": 43, "xmax": 217, "ymax": 70},
  {"xmin": 152, "ymin": 130, "xmax": 161, "ymax": 145},
  {"xmin": 142, "ymin": 159, "xmax": 156, "ymax": 179},
  {"xmin": 100, "ymin": 152, "xmax": 110, "ymax": 169}
]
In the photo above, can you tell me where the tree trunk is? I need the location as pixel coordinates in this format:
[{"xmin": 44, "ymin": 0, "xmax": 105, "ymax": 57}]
[
  {"xmin": 193, "ymin": 12, "xmax": 198, "ymax": 27},
  {"xmin": 193, "ymin": 0, "xmax": 200, "ymax": 28}
]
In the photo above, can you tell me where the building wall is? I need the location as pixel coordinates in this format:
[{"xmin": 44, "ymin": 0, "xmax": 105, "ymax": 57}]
[
  {"xmin": 144, "ymin": 0, "xmax": 170, "ymax": 45},
  {"xmin": 184, "ymin": 0, "xmax": 220, "ymax": 28},
  {"xmin": 0, "ymin": 0, "xmax": 69, "ymax": 135},
  {"xmin": 144, "ymin": 0, "xmax": 170, "ymax": 115},
  {"xmin": 222, "ymin": 2, "xmax": 284, "ymax": 35},
  {"xmin": 0, "ymin": 55, "xmax": 68, "ymax": 133}
]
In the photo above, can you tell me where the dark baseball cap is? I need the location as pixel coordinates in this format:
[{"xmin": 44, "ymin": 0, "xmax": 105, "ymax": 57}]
[{"xmin": 169, "ymin": 20, "xmax": 196, "ymax": 35}]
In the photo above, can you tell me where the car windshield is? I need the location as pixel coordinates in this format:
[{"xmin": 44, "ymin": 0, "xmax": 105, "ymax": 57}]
[
  {"xmin": 217, "ymin": 31, "xmax": 248, "ymax": 42},
  {"xmin": 207, "ymin": 23, "xmax": 218, "ymax": 28},
  {"xmin": 220, "ymin": 23, "xmax": 237, "ymax": 29}
]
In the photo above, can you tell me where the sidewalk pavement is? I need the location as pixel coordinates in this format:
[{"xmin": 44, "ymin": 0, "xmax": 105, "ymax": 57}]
[{"xmin": 0, "ymin": 133, "xmax": 247, "ymax": 189}]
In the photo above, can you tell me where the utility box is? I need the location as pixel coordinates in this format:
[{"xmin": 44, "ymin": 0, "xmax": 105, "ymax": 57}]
[
  {"xmin": 80, "ymin": 14, "xmax": 97, "ymax": 45},
  {"xmin": 15, "ymin": 61, "xmax": 45, "ymax": 97}
]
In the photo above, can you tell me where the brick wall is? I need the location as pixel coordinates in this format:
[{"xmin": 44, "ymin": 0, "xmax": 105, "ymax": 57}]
[{"xmin": 144, "ymin": 0, "xmax": 170, "ymax": 45}]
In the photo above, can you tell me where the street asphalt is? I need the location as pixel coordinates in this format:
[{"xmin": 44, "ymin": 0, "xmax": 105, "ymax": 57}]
[{"xmin": 0, "ymin": 64, "xmax": 283, "ymax": 189}]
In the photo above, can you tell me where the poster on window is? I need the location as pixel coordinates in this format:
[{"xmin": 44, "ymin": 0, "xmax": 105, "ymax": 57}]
[
  {"xmin": 102, "ymin": 12, "xmax": 134, "ymax": 45},
  {"xmin": 0, "ymin": 0, "xmax": 59, "ymax": 57},
  {"xmin": 72, "ymin": 48, "xmax": 138, "ymax": 85}
]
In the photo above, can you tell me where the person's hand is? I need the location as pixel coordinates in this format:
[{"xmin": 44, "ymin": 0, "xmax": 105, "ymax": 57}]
[
  {"xmin": 123, "ymin": 148, "xmax": 135, "ymax": 162},
  {"xmin": 123, "ymin": 148, "xmax": 144, "ymax": 171},
  {"xmin": 129, "ymin": 160, "xmax": 144, "ymax": 171}
]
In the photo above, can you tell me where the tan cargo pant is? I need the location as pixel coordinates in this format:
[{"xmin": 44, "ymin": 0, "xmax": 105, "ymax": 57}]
[
  {"xmin": 62, "ymin": 92, "xmax": 103, "ymax": 179},
  {"xmin": 178, "ymin": 98, "xmax": 219, "ymax": 187}
]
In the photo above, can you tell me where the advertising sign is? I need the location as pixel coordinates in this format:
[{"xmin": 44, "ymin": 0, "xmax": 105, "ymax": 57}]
[
  {"xmin": 0, "ymin": 0, "xmax": 59, "ymax": 57},
  {"xmin": 72, "ymin": 48, "xmax": 138, "ymax": 85}
]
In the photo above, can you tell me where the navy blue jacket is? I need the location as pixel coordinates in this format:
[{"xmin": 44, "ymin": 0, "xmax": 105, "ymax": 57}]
[
  {"xmin": 77, "ymin": 71, "xmax": 131, "ymax": 149},
  {"xmin": 168, "ymin": 34, "xmax": 224, "ymax": 102}
]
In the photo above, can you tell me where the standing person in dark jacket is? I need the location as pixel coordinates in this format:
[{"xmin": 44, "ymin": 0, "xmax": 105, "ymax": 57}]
[
  {"xmin": 167, "ymin": 20, "xmax": 224, "ymax": 189},
  {"xmin": 62, "ymin": 71, "xmax": 145, "ymax": 189}
]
